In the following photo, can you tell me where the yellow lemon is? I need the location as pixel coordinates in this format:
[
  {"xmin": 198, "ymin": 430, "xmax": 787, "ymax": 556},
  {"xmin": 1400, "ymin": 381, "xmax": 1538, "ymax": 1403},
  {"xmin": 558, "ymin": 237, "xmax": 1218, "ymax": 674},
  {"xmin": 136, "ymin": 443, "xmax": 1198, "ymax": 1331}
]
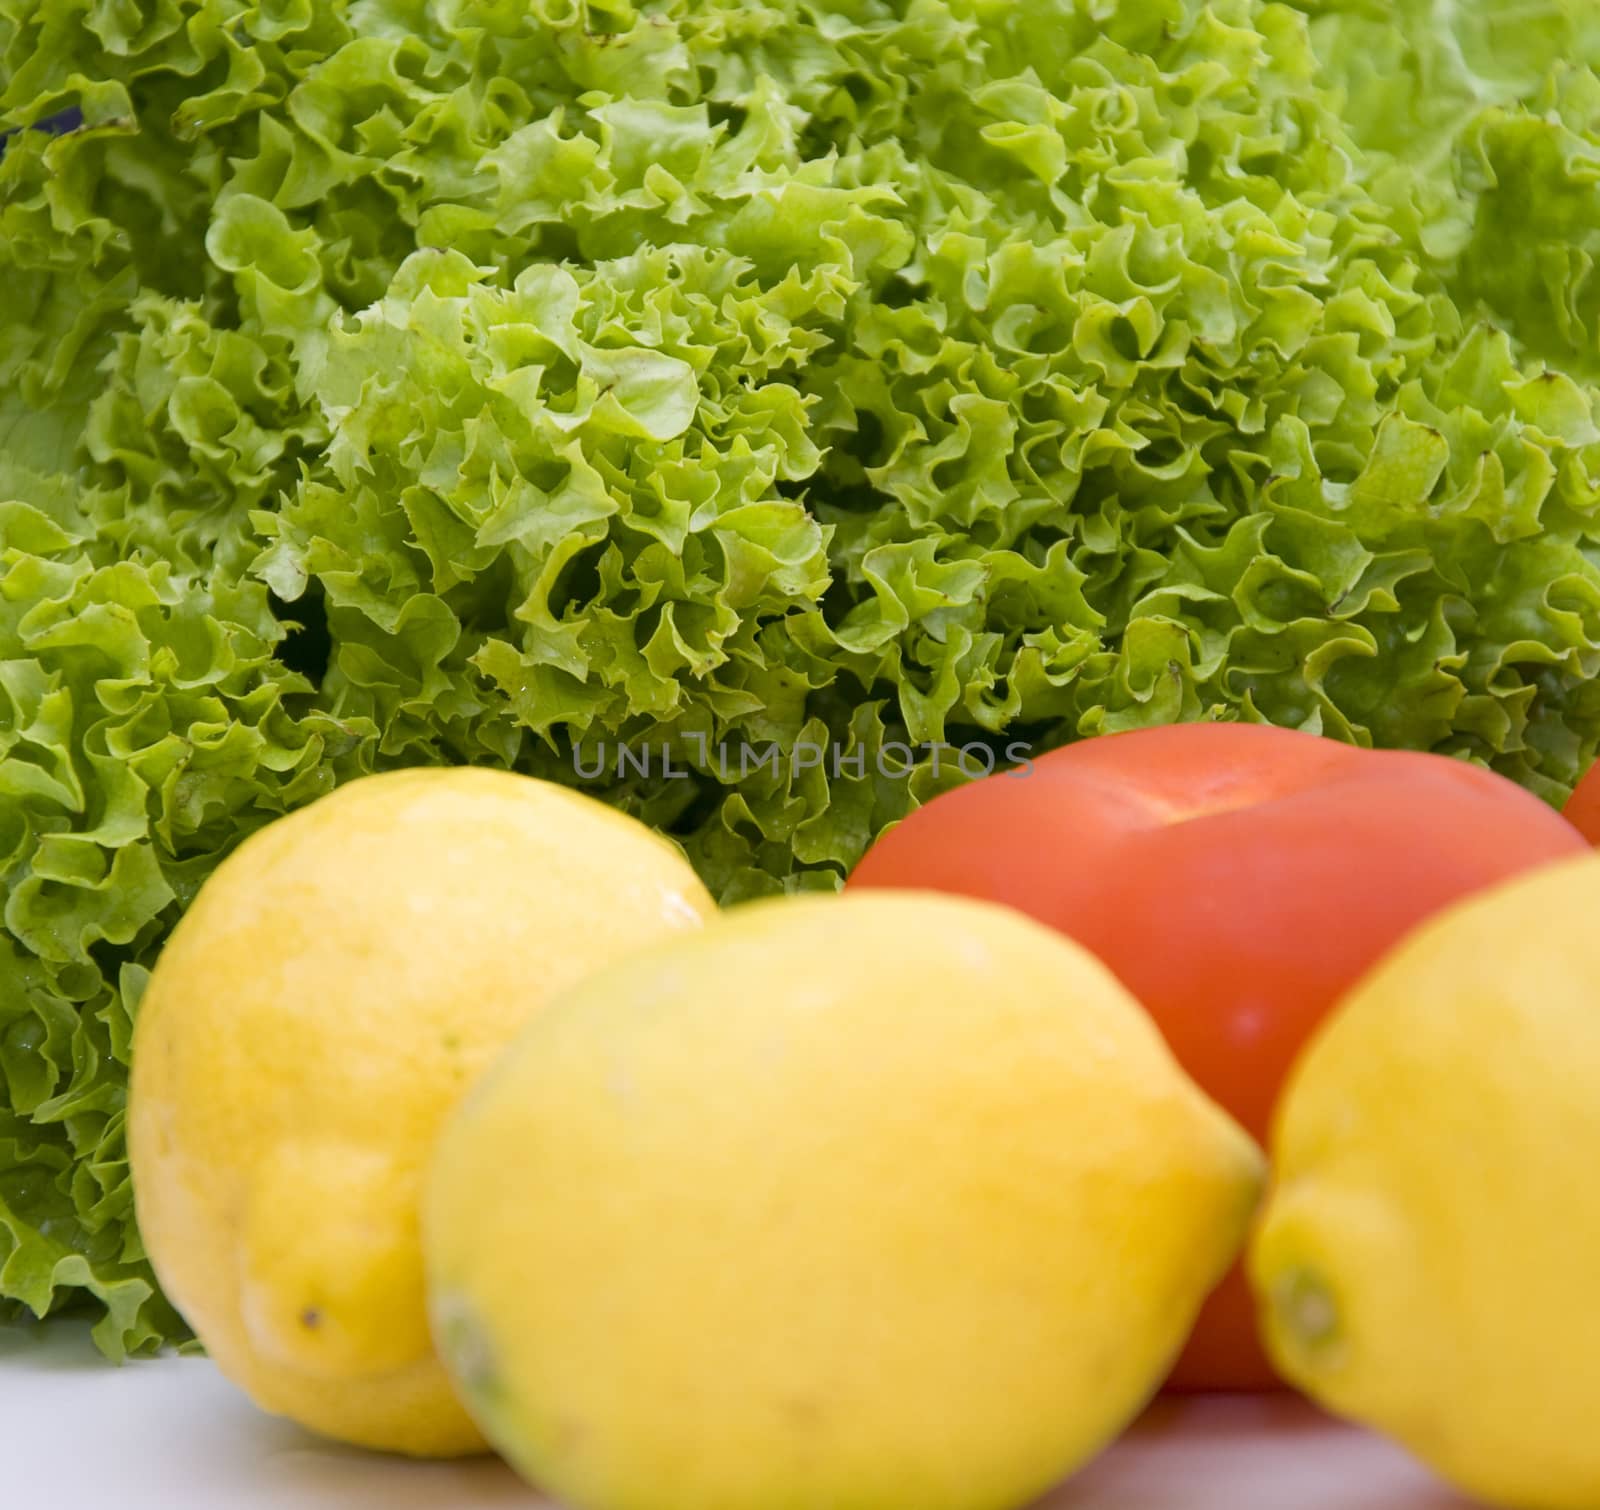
[
  {"xmin": 424, "ymin": 890, "xmax": 1263, "ymax": 1510},
  {"xmin": 128, "ymin": 768, "xmax": 715, "ymax": 1456},
  {"xmin": 1252, "ymin": 851, "xmax": 1600, "ymax": 1510}
]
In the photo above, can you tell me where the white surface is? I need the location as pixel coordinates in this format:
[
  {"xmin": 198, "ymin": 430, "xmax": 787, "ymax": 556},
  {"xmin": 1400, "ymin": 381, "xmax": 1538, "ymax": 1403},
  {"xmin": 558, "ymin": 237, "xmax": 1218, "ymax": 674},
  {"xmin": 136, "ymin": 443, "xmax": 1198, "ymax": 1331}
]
[{"xmin": 1, "ymin": 1320, "xmax": 1473, "ymax": 1510}]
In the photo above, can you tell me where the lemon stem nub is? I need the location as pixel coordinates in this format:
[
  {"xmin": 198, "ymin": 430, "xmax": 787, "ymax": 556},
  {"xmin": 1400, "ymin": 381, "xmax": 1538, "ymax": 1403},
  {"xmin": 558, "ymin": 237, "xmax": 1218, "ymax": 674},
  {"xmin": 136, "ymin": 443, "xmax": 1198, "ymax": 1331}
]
[
  {"xmin": 1277, "ymin": 1269, "xmax": 1342, "ymax": 1353},
  {"xmin": 435, "ymin": 1295, "xmax": 502, "ymax": 1403}
]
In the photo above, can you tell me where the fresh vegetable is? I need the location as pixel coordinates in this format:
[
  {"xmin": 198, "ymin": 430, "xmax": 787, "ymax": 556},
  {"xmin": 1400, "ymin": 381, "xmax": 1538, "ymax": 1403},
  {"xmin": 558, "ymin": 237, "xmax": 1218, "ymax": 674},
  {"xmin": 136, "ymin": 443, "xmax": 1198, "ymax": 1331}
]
[
  {"xmin": 848, "ymin": 722, "xmax": 1588, "ymax": 1388},
  {"xmin": 1253, "ymin": 853, "xmax": 1600, "ymax": 1510},
  {"xmin": 1562, "ymin": 759, "xmax": 1600, "ymax": 843},
  {"xmin": 127, "ymin": 769, "xmax": 713, "ymax": 1453},
  {"xmin": 425, "ymin": 890, "xmax": 1262, "ymax": 1510},
  {"xmin": 9, "ymin": 0, "xmax": 1600, "ymax": 1352}
]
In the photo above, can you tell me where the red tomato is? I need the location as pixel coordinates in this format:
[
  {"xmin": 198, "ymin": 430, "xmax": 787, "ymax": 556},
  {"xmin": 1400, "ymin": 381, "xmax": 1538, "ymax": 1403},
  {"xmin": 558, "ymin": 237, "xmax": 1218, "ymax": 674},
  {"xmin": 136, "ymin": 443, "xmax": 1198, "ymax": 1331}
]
[
  {"xmin": 1564, "ymin": 759, "xmax": 1600, "ymax": 844},
  {"xmin": 849, "ymin": 723, "xmax": 1587, "ymax": 1391}
]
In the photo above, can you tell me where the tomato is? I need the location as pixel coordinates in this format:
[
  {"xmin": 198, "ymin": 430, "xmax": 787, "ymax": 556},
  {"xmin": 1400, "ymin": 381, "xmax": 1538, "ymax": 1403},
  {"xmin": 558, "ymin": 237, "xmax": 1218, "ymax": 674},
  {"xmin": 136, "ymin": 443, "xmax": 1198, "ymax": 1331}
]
[
  {"xmin": 848, "ymin": 723, "xmax": 1587, "ymax": 1391},
  {"xmin": 1564, "ymin": 758, "xmax": 1600, "ymax": 844}
]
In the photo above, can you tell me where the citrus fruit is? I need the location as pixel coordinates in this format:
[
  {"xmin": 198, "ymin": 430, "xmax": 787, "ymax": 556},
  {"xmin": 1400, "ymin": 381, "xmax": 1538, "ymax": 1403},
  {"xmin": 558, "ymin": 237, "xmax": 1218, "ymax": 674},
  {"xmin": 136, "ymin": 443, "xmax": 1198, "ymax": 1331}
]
[
  {"xmin": 128, "ymin": 767, "xmax": 715, "ymax": 1455},
  {"xmin": 1253, "ymin": 852, "xmax": 1600, "ymax": 1510},
  {"xmin": 425, "ymin": 889, "xmax": 1264, "ymax": 1510}
]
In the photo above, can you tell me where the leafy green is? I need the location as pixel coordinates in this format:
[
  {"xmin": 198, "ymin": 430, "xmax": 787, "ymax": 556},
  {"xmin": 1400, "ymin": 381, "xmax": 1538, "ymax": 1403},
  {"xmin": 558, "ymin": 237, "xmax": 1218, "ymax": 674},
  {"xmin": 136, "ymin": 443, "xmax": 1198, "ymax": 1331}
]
[{"xmin": 7, "ymin": 0, "xmax": 1600, "ymax": 1351}]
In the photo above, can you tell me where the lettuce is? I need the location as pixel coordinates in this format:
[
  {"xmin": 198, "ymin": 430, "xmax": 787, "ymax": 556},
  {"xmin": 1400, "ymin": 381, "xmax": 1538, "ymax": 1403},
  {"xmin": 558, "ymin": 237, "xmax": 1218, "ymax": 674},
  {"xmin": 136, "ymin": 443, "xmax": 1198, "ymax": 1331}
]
[{"xmin": 6, "ymin": 0, "xmax": 1600, "ymax": 1353}]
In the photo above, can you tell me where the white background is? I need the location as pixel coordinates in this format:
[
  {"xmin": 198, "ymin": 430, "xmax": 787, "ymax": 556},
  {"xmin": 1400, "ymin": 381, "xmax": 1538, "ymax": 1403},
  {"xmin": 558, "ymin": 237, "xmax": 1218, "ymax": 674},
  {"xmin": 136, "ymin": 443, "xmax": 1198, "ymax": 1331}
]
[{"xmin": 1, "ymin": 1319, "xmax": 1474, "ymax": 1510}]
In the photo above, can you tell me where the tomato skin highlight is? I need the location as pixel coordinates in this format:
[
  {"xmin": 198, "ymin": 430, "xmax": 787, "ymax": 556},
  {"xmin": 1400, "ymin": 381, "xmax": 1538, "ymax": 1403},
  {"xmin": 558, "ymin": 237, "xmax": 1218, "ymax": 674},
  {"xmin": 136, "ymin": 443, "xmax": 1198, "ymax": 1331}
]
[{"xmin": 848, "ymin": 723, "xmax": 1588, "ymax": 1391}]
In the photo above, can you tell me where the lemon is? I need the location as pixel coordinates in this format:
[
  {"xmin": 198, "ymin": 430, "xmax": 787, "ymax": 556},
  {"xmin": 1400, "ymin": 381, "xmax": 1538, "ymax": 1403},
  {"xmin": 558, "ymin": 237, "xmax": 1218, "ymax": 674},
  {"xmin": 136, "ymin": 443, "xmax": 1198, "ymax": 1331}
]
[
  {"xmin": 424, "ymin": 890, "xmax": 1263, "ymax": 1510},
  {"xmin": 128, "ymin": 768, "xmax": 715, "ymax": 1456},
  {"xmin": 1252, "ymin": 852, "xmax": 1600, "ymax": 1510}
]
